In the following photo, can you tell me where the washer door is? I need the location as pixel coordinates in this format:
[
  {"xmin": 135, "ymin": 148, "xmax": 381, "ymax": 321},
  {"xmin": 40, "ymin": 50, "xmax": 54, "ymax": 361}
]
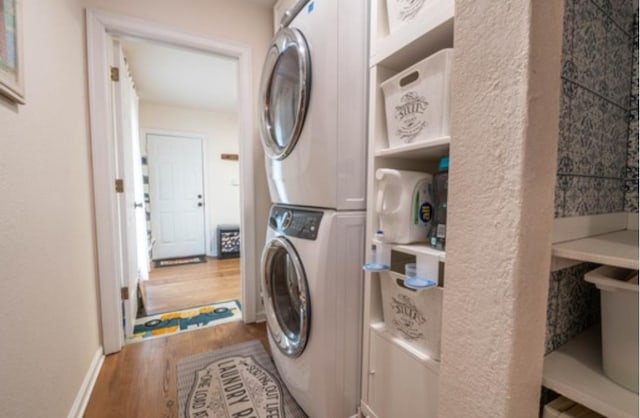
[
  {"xmin": 261, "ymin": 236, "xmax": 310, "ymax": 357},
  {"xmin": 258, "ymin": 27, "xmax": 311, "ymax": 161}
]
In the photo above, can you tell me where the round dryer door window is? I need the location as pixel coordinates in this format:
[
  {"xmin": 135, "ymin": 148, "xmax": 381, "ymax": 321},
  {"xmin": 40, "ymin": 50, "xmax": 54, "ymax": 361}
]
[
  {"xmin": 261, "ymin": 236, "xmax": 310, "ymax": 358},
  {"xmin": 258, "ymin": 27, "xmax": 311, "ymax": 160}
]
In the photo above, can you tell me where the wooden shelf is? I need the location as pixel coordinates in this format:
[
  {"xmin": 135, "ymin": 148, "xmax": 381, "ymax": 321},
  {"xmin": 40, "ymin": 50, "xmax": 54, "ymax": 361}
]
[
  {"xmin": 375, "ymin": 136, "xmax": 450, "ymax": 161},
  {"xmin": 370, "ymin": 322, "xmax": 440, "ymax": 373},
  {"xmin": 371, "ymin": 1, "xmax": 454, "ymax": 70},
  {"xmin": 543, "ymin": 327, "xmax": 639, "ymax": 418},
  {"xmin": 552, "ymin": 230, "xmax": 639, "ymax": 270},
  {"xmin": 391, "ymin": 243, "xmax": 446, "ymax": 263}
]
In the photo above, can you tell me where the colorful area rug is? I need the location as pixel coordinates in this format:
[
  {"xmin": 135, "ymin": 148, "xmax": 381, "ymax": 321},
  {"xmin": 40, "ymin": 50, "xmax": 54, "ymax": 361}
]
[
  {"xmin": 154, "ymin": 255, "xmax": 207, "ymax": 268},
  {"xmin": 177, "ymin": 340, "xmax": 307, "ymax": 418},
  {"xmin": 127, "ymin": 300, "xmax": 242, "ymax": 343}
]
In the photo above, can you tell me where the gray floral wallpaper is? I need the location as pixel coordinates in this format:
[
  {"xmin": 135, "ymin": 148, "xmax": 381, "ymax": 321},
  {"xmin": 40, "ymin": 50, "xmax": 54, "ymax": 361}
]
[
  {"xmin": 625, "ymin": 12, "xmax": 639, "ymax": 213},
  {"xmin": 555, "ymin": 0, "xmax": 637, "ymax": 217},
  {"xmin": 546, "ymin": 0, "xmax": 637, "ymax": 357}
]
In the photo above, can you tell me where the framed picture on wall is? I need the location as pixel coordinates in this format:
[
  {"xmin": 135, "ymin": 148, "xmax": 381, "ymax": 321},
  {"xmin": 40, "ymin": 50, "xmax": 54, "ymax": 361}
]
[{"xmin": 0, "ymin": 0, "xmax": 24, "ymax": 104}]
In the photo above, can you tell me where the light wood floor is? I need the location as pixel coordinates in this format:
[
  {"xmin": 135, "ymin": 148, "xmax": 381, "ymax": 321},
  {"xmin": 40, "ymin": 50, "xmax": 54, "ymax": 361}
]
[
  {"xmin": 85, "ymin": 321, "xmax": 269, "ymax": 418},
  {"xmin": 141, "ymin": 257, "xmax": 241, "ymax": 316}
]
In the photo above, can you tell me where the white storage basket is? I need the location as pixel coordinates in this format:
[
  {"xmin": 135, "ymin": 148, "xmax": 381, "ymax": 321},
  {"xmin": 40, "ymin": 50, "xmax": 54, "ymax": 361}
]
[
  {"xmin": 386, "ymin": 0, "xmax": 437, "ymax": 33},
  {"xmin": 380, "ymin": 270, "xmax": 442, "ymax": 360},
  {"xmin": 381, "ymin": 49, "xmax": 453, "ymax": 149},
  {"xmin": 585, "ymin": 266, "xmax": 639, "ymax": 393}
]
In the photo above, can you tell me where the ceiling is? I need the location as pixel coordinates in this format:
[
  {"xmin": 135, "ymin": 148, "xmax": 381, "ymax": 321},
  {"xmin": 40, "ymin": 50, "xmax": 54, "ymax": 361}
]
[
  {"xmin": 119, "ymin": 0, "xmax": 280, "ymax": 112},
  {"xmin": 120, "ymin": 37, "xmax": 239, "ymax": 112}
]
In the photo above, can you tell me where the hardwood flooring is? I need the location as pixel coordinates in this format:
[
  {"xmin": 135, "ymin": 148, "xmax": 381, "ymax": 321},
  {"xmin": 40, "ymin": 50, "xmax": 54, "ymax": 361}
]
[
  {"xmin": 85, "ymin": 321, "xmax": 269, "ymax": 418},
  {"xmin": 141, "ymin": 257, "xmax": 241, "ymax": 316}
]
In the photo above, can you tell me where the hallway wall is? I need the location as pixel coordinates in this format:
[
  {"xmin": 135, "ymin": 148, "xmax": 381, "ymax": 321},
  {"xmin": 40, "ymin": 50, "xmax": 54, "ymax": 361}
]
[{"xmin": 0, "ymin": 1, "xmax": 102, "ymax": 416}]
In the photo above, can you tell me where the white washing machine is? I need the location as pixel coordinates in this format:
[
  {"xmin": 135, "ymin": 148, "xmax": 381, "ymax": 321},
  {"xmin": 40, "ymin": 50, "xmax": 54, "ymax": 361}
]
[
  {"xmin": 261, "ymin": 204, "xmax": 365, "ymax": 417},
  {"xmin": 258, "ymin": 0, "xmax": 368, "ymax": 210}
]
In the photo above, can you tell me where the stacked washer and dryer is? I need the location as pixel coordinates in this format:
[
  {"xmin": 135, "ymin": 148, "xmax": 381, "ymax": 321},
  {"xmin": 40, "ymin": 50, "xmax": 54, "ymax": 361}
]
[{"xmin": 257, "ymin": 1, "xmax": 368, "ymax": 417}]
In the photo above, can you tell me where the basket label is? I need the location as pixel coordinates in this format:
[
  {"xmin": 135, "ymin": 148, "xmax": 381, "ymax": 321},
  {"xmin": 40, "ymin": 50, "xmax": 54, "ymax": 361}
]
[
  {"xmin": 394, "ymin": 92, "xmax": 429, "ymax": 143},
  {"xmin": 396, "ymin": 0, "xmax": 427, "ymax": 21},
  {"xmin": 391, "ymin": 294, "xmax": 426, "ymax": 340}
]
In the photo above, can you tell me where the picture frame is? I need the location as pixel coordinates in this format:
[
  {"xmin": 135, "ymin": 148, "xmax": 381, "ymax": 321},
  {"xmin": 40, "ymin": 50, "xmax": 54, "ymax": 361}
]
[{"xmin": 0, "ymin": 0, "xmax": 24, "ymax": 104}]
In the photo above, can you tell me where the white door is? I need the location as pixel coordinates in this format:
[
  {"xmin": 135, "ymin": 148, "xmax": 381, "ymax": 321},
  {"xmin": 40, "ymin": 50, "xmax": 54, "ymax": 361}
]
[
  {"xmin": 148, "ymin": 134, "xmax": 206, "ymax": 259},
  {"xmin": 112, "ymin": 40, "xmax": 140, "ymax": 339}
]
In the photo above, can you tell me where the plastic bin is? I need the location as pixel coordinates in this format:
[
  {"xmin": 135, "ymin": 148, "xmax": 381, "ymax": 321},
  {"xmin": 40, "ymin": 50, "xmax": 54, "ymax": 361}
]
[
  {"xmin": 380, "ymin": 270, "xmax": 442, "ymax": 359},
  {"xmin": 585, "ymin": 266, "xmax": 639, "ymax": 393},
  {"xmin": 385, "ymin": 0, "xmax": 428, "ymax": 32},
  {"xmin": 385, "ymin": 0, "xmax": 453, "ymax": 33},
  {"xmin": 543, "ymin": 396, "xmax": 605, "ymax": 418},
  {"xmin": 381, "ymin": 49, "xmax": 453, "ymax": 149}
]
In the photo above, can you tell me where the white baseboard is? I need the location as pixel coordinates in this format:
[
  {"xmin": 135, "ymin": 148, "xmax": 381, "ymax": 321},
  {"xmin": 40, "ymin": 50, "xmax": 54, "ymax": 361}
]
[{"xmin": 67, "ymin": 347, "xmax": 105, "ymax": 418}]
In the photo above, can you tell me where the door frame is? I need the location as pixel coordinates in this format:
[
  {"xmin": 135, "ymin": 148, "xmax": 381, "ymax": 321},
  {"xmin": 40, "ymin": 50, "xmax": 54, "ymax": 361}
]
[
  {"xmin": 86, "ymin": 9, "xmax": 258, "ymax": 354},
  {"xmin": 142, "ymin": 129, "xmax": 210, "ymax": 259}
]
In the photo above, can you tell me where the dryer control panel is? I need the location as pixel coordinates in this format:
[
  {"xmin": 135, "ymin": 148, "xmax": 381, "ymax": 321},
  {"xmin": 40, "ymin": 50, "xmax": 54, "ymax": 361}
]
[{"xmin": 269, "ymin": 205, "xmax": 323, "ymax": 240}]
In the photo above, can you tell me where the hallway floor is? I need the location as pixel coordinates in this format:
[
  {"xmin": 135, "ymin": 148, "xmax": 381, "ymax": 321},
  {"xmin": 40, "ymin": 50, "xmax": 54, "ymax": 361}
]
[
  {"xmin": 85, "ymin": 321, "xmax": 268, "ymax": 418},
  {"xmin": 140, "ymin": 257, "xmax": 241, "ymax": 316}
]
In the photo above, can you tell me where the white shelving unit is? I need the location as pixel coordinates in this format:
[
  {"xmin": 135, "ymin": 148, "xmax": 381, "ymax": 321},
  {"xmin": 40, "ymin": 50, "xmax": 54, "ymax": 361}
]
[
  {"xmin": 552, "ymin": 230, "xmax": 639, "ymax": 270},
  {"xmin": 543, "ymin": 327, "xmax": 639, "ymax": 418},
  {"xmin": 546, "ymin": 213, "xmax": 639, "ymax": 415},
  {"xmin": 360, "ymin": 1, "xmax": 454, "ymax": 416}
]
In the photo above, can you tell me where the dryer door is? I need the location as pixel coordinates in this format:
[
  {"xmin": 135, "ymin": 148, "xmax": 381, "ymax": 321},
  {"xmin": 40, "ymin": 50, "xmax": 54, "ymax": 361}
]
[
  {"xmin": 258, "ymin": 27, "xmax": 311, "ymax": 161},
  {"xmin": 261, "ymin": 236, "xmax": 310, "ymax": 357}
]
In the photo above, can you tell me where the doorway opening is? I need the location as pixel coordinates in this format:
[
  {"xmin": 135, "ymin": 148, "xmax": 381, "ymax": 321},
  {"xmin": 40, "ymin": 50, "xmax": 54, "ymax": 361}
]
[
  {"xmin": 86, "ymin": 9, "xmax": 258, "ymax": 354},
  {"xmin": 116, "ymin": 36, "xmax": 244, "ymax": 339}
]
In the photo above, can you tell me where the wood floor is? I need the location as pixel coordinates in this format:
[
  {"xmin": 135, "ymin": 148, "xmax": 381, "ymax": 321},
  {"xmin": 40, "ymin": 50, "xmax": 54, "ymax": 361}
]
[
  {"xmin": 85, "ymin": 321, "xmax": 269, "ymax": 418},
  {"xmin": 141, "ymin": 257, "xmax": 241, "ymax": 316}
]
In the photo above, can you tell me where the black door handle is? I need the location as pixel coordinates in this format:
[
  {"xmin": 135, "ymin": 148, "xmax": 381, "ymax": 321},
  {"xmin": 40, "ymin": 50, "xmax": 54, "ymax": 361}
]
[{"xmin": 198, "ymin": 202, "xmax": 203, "ymax": 207}]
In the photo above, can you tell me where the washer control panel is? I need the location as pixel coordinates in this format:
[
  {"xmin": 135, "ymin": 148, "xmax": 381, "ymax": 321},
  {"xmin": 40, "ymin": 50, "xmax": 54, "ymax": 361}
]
[{"xmin": 269, "ymin": 205, "xmax": 323, "ymax": 240}]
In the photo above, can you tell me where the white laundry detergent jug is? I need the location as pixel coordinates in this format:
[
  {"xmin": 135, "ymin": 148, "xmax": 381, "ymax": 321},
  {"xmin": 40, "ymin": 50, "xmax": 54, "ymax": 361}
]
[{"xmin": 375, "ymin": 169, "xmax": 434, "ymax": 244}]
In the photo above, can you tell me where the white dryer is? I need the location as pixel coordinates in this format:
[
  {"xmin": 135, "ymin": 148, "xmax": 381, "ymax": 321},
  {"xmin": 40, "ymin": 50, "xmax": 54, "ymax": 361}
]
[
  {"xmin": 261, "ymin": 204, "xmax": 365, "ymax": 417},
  {"xmin": 258, "ymin": 0, "xmax": 368, "ymax": 210}
]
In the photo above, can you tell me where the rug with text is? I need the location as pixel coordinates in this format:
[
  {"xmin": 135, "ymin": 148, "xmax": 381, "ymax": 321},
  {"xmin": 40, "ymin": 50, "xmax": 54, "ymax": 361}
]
[{"xmin": 177, "ymin": 340, "xmax": 307, "ymax": 418}]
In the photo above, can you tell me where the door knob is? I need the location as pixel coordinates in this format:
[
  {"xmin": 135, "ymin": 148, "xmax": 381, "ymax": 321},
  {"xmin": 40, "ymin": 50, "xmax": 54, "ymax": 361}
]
[
  {"xmin": 134, "ymin": 202, "xmax": 143, "ymax": 208},
  {"xmin": 197, "ymin": 194, "xmax": 202, "ymax": 199},
  {"xmin": 198, "ymin": 202, "xmax": 203, "ymax": 207}
]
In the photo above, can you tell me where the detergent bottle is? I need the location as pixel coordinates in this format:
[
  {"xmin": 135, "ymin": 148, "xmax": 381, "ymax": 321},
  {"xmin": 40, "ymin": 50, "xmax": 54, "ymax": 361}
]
[{"xmin": 375, "ymin": 168, "xmax": 433, "ymax": 244}]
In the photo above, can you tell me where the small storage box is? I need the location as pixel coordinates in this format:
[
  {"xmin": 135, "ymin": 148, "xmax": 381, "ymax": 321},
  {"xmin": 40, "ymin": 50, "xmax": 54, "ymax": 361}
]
[
  {"xmin": 385, "ymin": 0, "xmax": 428, "ymax": 32},
  {"xmin": 385, "ymin": 0, "xmax": 452, "ymax": 33},
  {"xmin": 381, "ymin": 49, "xmax": 453, "ymax": 149},
  {"xmin": 543, "ymin": 396, "xmax": 605, "ymax": 418},
  {"xmin": 217, "ymin": 225, "xmax": 240, "ymax": 259},
  {"xmin": 380, "ymin": 270, "xmax": 442, "ymax": 360},
  {"xmin": 585, "ymin": 266, "xmax": 639, "ymax": 393}
]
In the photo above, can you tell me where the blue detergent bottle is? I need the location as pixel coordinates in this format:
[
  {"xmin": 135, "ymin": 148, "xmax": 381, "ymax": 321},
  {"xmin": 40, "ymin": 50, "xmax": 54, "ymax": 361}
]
[{"xmin": 428, "ymin": 157, "xmax": 448, "ymax": 251}]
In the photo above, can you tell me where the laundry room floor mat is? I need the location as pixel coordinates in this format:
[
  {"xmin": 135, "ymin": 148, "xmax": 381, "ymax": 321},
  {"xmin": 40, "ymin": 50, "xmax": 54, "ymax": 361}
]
[
  {"xmin": 177, "ymin": 340, "xmax": 307, "ymax": 418},
  {"xmin": 127, "ymin": 300, "xmax": 242, "ymax": 343},
  {"xmin": 154, "ymin": 255, "xmax": 207, "ymax": 268}
]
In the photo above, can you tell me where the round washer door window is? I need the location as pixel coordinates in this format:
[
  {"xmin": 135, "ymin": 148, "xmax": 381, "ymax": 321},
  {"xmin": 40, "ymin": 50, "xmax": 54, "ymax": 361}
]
[
  {"xmin": 261, "ymin": 236, "xmax": 310, "ymax": 357},
  {"xmin": 258, "ymin": 27, "xmax": 311, "ymax": 160}
]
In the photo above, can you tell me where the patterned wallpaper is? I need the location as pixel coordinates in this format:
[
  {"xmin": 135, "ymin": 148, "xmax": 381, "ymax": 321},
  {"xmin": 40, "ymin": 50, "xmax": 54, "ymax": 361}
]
[
  {"xmin": 555, "ymin": 0, "xmax": 637, "ymax": 217},
  {"xmin": 625, "ymin": 12, "xmax": 639, "ymax": 213},
  {"xmin": 545, "ymin": 0, "xmax": 637, "ymax": 359}
]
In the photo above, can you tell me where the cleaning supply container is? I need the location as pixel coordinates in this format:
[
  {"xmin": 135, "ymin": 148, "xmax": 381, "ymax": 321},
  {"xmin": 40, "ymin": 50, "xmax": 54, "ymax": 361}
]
[
  {"xmin": 381, "ymin": 48, "xmax": 453, "ymax": 148},
  {"xmin": 428, "ymin": 156, "xmax": 449, "ymax": 250},
  {"xmin": 375, "ymin": 168, "xmax": 433, "ymax": 244},
  {"xmin": 585, "ymin": 266, "xmax": 639, "ymax": 393}
]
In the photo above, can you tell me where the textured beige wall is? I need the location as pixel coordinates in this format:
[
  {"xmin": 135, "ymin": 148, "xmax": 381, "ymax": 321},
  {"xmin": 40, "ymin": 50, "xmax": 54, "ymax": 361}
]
[
  {"xmin": 139, "ymin": 103, "xmax": 242, "ymax": 256},
  {"xmin": 0, "ymin": 0, "xmax": 102, "ymax": 416},
  {"xmin": 438, "ymin": 1, "xmax": 563, "ymax": 416}
]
